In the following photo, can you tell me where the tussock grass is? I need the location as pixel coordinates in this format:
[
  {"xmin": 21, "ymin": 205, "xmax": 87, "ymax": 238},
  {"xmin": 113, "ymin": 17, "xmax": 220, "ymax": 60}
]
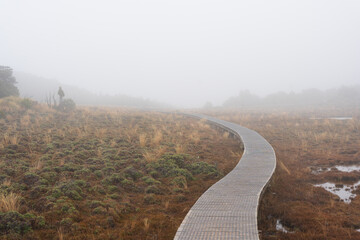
[
  {"xmin": 175, "ymin": 144, "xmax": 185, "ymax": 154},
  {"xmin": 0, "ymin": 192, "xmax": 20, "ymax": 212},
  {"xmin": 139, "ymin": 134, "xmax": 147, "ymax": 147},
  {"xmin": 57, "ymin": 227, "xmax": 64, "ymax": 240},
  {"xmin": 151, "ymin": 130, "xmax": 163, "ymax": 146},
  {"xmin": 143, "ymin": 218, "xmax": 150, "ymax": 232},
  {"xmin": 142, "ymin": 151, "xmax": 156, "ymax": 163}
]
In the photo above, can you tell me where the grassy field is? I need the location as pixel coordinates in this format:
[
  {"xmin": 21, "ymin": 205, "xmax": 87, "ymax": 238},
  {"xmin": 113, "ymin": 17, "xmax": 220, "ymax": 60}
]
[
  {"xmin": 0, "ymin": 97, "xmax": 242, "ymax": 240},
  {"xmin": 3, "ymin": 96, "xmax": 359, "ymax": 240},
  {"xmin": 202, "ymin": 108, "xmax": 360, "ymax": 240}
]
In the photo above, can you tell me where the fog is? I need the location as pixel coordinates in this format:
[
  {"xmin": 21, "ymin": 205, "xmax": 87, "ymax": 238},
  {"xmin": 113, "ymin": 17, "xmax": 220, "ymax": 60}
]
[{"xmin": 1, "ymin": 0, "xmax": 359, "ymax": 107}]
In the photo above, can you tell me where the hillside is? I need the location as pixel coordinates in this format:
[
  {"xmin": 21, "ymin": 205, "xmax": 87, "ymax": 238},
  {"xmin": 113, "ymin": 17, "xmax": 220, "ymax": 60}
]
[
  {"xmin": 223, "ymin": 87, "xmax": 360, "ymax": 109},
  {"xmin": 14, "ymin": 72, "xmax": 168, "ymax": 109}
]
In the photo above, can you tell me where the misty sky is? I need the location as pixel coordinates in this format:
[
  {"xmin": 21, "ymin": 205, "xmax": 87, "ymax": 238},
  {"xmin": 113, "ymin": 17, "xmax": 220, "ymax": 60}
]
[{"xmin": 1, "ymin": 0, "xmax": 359, "ymax": 107}]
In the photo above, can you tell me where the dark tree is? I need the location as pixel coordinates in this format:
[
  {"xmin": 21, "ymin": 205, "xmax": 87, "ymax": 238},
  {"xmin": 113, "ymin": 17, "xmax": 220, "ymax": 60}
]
[{"xmin": 0, "ymin": 66, "xmax": 19, "ymax": 98}]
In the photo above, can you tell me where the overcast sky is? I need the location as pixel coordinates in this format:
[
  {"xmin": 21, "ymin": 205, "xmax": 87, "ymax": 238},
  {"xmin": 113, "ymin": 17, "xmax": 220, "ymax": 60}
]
[{"xmin": 1, "ymin": 0, "xmax": 359, "ymax": 107}]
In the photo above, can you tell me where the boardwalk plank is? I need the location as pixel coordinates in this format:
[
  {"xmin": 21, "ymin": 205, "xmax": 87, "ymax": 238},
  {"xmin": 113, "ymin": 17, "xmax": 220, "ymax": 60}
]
[{"xmin": 174, "ymin": 114, "xmax": 276, "ymax": 240}]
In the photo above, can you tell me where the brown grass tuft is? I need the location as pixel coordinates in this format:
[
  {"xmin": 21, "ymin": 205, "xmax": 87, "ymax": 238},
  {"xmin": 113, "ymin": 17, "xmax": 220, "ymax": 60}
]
[
  {"xmin": 139, "ymin": 134, "xmax": 147, "ymax": 147},
  {"xmin": 143, "ymin": 151, "xmax": 157, "ymax": 163},
  {"xmin": 57, "ymin": 227, "xmax": 64, "ymax": 240},
  {"xmin": 143, "ymin": 218, "xmax": 150, "ymax": 232},
  {"xmin": 278, "ymin": 160, "xmax": 291, "ymax": 175},
  {"xmin": 175, "ymin": 144, "xmax": 185, "ymax": 154},
  {"xmin": 9, "ymin": 134, "xmax": 18, "ymax": 145},
  {"xmin": 0, "ymin": 192, "xmax": 20, "ymax": 212},
  {"xmin": 164, "ymin": 200, "xmax": 170, "ymax": 210},
  {"xmin": 151, "ymin": 130, "xmax": 163, "ymax": 146}
]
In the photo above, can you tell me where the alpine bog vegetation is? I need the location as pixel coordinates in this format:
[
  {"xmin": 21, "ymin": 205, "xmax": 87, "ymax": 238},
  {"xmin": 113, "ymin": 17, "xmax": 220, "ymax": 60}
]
[
  {"xmin": 0, "ymin": 97, "xmax": 242, "ymax": 239},
  {"xmin": 202, "ymin": 107, "xmax": 360, "ymax": 240}
]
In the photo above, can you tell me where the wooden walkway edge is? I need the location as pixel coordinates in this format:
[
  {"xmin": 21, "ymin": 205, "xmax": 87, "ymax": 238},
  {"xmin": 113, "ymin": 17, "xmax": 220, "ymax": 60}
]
[{"xmin": 174, "ymin": 113, "xmax": 276, "ymax": 240}]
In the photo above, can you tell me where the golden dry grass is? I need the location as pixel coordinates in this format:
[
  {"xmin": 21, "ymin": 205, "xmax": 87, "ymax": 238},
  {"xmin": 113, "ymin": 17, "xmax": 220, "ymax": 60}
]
[
  {"xmin": 0, "ymin": 192, "xmax": 20, "ymax": 212},
  {"xmin": 139, "ymin": 133, "xmax": 147, "ymax": 147}
]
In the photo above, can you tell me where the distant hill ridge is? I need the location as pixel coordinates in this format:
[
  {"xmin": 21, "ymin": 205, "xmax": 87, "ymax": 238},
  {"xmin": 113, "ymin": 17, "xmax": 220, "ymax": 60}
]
[
  {"xmin": 14, "ymin": 71, "xmax": 168, "ymax": 109},
  {"xmin": 223, "ymin": 87, "xmax": 360, "ymax": 109}
]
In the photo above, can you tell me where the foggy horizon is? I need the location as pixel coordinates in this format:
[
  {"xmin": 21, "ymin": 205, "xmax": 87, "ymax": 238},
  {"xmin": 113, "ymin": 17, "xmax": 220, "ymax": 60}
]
[{"xmin": 1, "ymin": 0, "xmax": 359, "ymax": 107}]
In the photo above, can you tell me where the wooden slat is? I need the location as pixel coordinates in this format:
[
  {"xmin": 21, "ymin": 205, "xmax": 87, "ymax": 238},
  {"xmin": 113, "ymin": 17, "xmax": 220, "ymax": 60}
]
[{"xmin": 174, "ymin": 114, "xmax": 276, "ymax": 240}]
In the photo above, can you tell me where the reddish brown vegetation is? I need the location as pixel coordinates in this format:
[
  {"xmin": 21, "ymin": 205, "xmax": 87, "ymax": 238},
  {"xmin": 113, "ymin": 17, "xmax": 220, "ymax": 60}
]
[{"xmin": 203, "ymin": 107, "xmax": 360, "ymax": 239}]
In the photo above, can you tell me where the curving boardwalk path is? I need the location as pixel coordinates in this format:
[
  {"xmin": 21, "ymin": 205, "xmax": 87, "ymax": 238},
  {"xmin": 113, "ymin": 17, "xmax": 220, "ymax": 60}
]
[{"xmin": 174, "ymin": 113, "xmax": 276, "ymax": 240}]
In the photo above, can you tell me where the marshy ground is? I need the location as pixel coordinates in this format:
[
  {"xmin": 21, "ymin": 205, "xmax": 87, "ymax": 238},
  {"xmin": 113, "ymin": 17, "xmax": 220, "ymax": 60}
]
[
  {"xmin": 203, "ymin": 108, "xmax": 360, "ymax": 240},
  {"xmin": 0, "ymin": 97, "xmax": 242, "ymax": 240},
  {"xmin": 2, "ymin": 96, "xmax": 360, "ymax": 240}
]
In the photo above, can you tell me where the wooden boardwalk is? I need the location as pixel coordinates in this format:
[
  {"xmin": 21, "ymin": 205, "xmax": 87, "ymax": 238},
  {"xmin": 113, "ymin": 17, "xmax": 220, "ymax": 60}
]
[{"xmin": 174, "ymin": 114, "xmax": 276, "ymax": 240}]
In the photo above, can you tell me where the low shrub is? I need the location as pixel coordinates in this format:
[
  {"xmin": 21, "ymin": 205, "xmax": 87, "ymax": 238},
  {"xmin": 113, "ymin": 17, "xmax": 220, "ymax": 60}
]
[
  {"xmin": 0, "ymin": 211, "xmax": 45, "ymax": 235},
  {"xmin": 143, "ymin": 194, "xmax": 157, "ymax": 205}
]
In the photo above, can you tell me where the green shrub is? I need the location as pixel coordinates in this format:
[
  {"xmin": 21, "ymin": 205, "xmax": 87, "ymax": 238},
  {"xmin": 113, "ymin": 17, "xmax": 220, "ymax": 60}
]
[
  {"xmin": 107, "ymin": 185, "xmax": 118, "ymax": 193},
  {"xmin": 94, "ymin": 185, "xmax": 106, "ymax": 194},
  {"xmin": 102, "ymin": 173, "xmax": 123, "ymax": 185},
  {"xmin": 41, "ymin": 171, "xmax": 58, "ymax": 183},
  {"xmin": 187, "ymin": 161, "xmax": 219, "ymax": 176},
  {"xmin": 62, "ymin": 164, "xmax": 79, "ymax": 172},
  {"xmin": 161, "ymin": 154, "xmax": 186, "ymax": 168},
  {"xmin": 168, "ymin": 168, "xmax": 193, "ymax": 180},
  {"xmin": 61, "ymin": 203, "xmax": 76, "ymax": 214},
  {"xmin": 150, "ymin": 154, "xmax": 193, "ymax": 180},
  {"xmin": 120, "ymin": 179, "xmax": 136, "ymax": 191},
  {"xmin": 60, "ymin": 217, "xmax": 73, "ymax": 227},
  {"xmin": 74, "ymin": 168, "xmax": 91, "ymax": 178},
  {"xmin": 141, "ymin": 176, "xmax": 161, "ymax": 185},
  {"xmin": 29, "ymin": 185, "xmax": 48, "ymax": 199},
  {"xmin": 57, "ymin": 99, "xmax": 76, "ymax": 112},
  {"xmin": 172, "ymin": 187, "xmax": 183, "ymax": 193},
  {"xmin": 171, "ymin": 176, "xmax": 187, "ymax": 188},
  {"xmin": 143, "ymin": 194, "xmax": 157, "ymax": 204},
  {"xmin": 23, "ymin": 172, "xmax": 40, "ymax": 185},
  {"xmin": 20, "ymin": 98, "xmax": 36, "ymax": 110},
  {"xmin": 38, "ymin": 178, "xmax": 49, "ymax": 186},
  {"xmin": 175, "ymin": 194, "xmax": 187, "ymax": 202},
  {"xmin": 0, "ymin": 211, "xmax": 44, "ymax": 235},
  {"xmin": 92, "ymin": 207, "xmax": 106, "ymax": 215},
  {"xmin": 0, "ymin": 174, "xmax": 7, "ymax": 184},
  {"xmin": 68, "ymin": 190, "xmax": 82, "ymax": 200},
  {"xmin": 51, "ymin": 188, "xmax": 62, "ymax": 199},
  {"xmin": 145, "ymin": 185, "xmax": 162, "ymax": 194},
  {"xmin": 94, "ymin": 170, "xmax": 103, "ymax": 178},
  {"xmin": 87, "ymin": 200, "xmax": 104, "ymax": 209},
  {"xmin": 56, "ymin": 181, "xmax": 85, "ymax": 200},
  {"xmin": 102, "ymin": 166, "xmax": 116, "ymax": 175},
  {"xmin": 123, "ymin": 166, "xmax": 142, "ymax": 181},
  {"xmin": 109, "ymin": 193, "xmax": 120, "ymax": 200},
  {"xmin": 73, "ymin": 180, "xmax": 87, "ymax": 187}
]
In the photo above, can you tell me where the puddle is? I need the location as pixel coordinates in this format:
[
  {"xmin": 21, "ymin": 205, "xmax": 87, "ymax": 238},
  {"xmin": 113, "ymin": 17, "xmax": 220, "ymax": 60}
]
[
  {"xmin": 329, "ymin": 117, "xmax": 353, "ymax": 120},
  {"xmin": 311, "ymin": 167, "xmax": 331, "ymax": 174},
  {"xmin": 276, "ymin": 219, "xmax": 292, "ymax": 233},
  {"xmin": 312, "ymin": 165, "xmax": 360, "ymax": 174},
  {"xmin": 315, "ymin": 181, "xmax": 360, "ymax": 204},
  {"xmin": 334, "ymin": 165, "xmax": 360, "ymax": 173},
  {"xmin": 310, "ymin": 117, "xmax": 352, "ymax": 120}
]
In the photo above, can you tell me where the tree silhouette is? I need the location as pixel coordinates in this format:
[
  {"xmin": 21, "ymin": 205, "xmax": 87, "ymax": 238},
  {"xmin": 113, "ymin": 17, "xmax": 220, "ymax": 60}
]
[{"xmin": 0, "ymin": 66, "xmax": 19, "ymax": 98}]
